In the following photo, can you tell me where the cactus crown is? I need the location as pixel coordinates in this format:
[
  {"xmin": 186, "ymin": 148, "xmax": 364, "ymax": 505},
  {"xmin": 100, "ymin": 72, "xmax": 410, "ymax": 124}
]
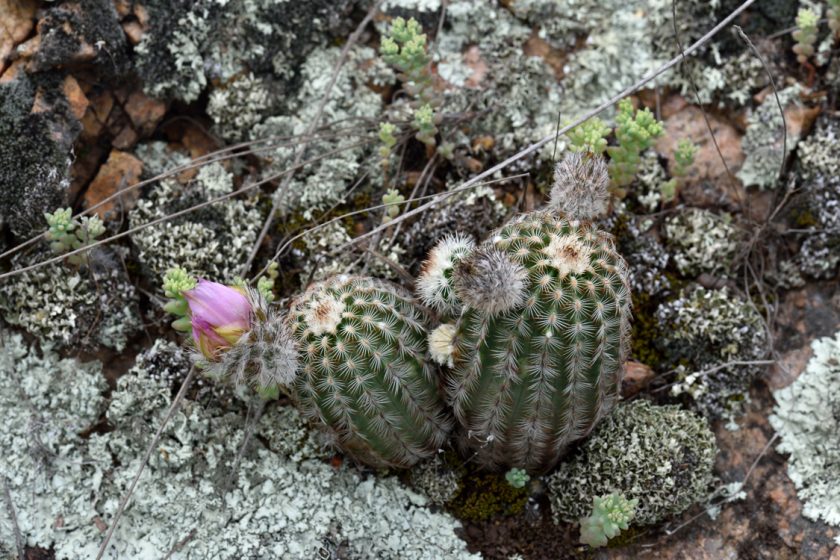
[
  {"xmin": 289, "ymin": 275, "xmax": 452, "ymax": 468},
  {"xmin": 447, "ymin": 210, "xmax": 631, "ymax": 473},
  {"xmin": 549, "ymin": 153, "xmax": 610, "ymax": 221}
]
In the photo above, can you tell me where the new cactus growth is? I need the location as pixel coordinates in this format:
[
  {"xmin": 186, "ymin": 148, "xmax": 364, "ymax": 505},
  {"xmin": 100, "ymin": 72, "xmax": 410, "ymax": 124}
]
[
  {"xmin": 441, "ymin": 154, "xmax": 631, "ymax": 474},
  {"xmin": 288, "ymin": 275, "xmax": 452, "ymax": 469}
]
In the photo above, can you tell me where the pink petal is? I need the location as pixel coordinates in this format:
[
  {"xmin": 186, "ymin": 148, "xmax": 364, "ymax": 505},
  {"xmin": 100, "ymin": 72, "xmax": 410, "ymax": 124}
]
[{"xmin": 185, "ymin": 279, "xmax": 252, "ymax": 331}]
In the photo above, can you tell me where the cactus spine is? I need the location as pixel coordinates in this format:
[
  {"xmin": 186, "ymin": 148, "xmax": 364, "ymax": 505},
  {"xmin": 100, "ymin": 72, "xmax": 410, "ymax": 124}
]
[
  {"xmin": 288, "ymin": 275, "xmax": 452, "ymax": 468},
  {"xmin": 444, "ymin": 155, "xmax": 632, "ymax": 473}
]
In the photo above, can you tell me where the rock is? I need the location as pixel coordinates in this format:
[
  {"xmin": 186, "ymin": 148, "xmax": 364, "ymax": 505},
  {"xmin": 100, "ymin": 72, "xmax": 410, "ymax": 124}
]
[
  {"xmin": 124, "ymin": 91, "xmax": 166, "ymax": 136},
  {"xmin": 0, "ymin": 0, "xmax": 37, "ymax": 76},
  {"xmin": 84, "ymin": 149, "xmax": 143, "ymax": 219},
  {"xmin": 62, "ymin": 75, "xmax": 89, "ymax": 120},
  {"xmin": 621, "ymin": 361, "xmax": 655, "ymax": 398},
  {"xmin": 122, "ymin": 21, "xmax": 144, "ymax": 45},
  {"xmin": 655, "ymin": 105, "xmax": 746, "ymax": 209}
]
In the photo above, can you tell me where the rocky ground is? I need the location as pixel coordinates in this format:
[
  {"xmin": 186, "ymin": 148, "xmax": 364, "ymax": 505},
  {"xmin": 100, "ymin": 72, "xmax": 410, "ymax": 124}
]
[{"xmin": 2, "ymin": 0, "xmax": 840, "ymax": 558}]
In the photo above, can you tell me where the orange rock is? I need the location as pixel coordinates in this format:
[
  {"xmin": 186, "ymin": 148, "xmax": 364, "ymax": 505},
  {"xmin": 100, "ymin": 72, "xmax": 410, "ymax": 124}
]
[
  {"xmin": 122, "ymin": 21, "xmax": 144, "ymax": 45},
  {"xmin": 0, "ymin": 0, "xmax": 36, "ymax": 75},
  {"xmin": 621, "ymin": 361, "xmax": 655, "ymax": 398},
  {"xmin": 655, "ymin": 105, "xmax": 746, "ymax": 208},
  {"xmin": 523, "ymin": 32, "xmax": 566, "ymax": 80},
  {"xmin": 112, "ymin": 125, "xmax": 139, "ymax": 150},
  {"xmin": 113, "ymin": 0, "xmax": 133, "ymax": 17},
  {"xmin": 181, "ymin": 125, "xmax": 219, "ymax": 161},
  {"xmin": 84, "ymin": 150, "xmax": 143, "ymax": 220},
  {"xmin": 81, "ymin": 89, "xmax": 115, "ymax": 139},
  {"xmin": 125, "ymin": 90, "xmax": 167, "ymax": 135},
  {"xmin": 0, "ymin": 58, "xmax": 23, "ymax": 83},
  {"xmin": 62, "ymin": 75, "xmax": 89, "ymax": 120},
  {"xmin": 462, "ymin": 45, "xmax": 488, "ymax": 89}
]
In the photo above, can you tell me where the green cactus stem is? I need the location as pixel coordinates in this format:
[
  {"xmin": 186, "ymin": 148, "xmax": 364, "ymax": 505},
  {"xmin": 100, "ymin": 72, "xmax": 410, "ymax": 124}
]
[
  {"xmin": 447, "ymin": 210, "xmax": 632, "ymax": 474},
  {"xmin": 288, "ymin": 275, "xmax": 452, "ymax": 469}
]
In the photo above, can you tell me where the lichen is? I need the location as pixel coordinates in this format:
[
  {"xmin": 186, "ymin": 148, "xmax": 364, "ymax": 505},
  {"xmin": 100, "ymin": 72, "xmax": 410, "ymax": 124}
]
[
  {"xmin": 770, "ymin": 331, "xmax": 840, "ymax": 528},
  {"xmin": 0, "ymin": 73, "xmax": 76, "ymax": 238},
  {"xmin": 0, "ymin": 338, "xmax": 479, "ymax": 559},
  {"xmin": 663, "ymin": 208, "xmax": 740, "ymax": 278},
  {"xmin": 655, "ymin": 286, "xmax": 768, "ymax": 420},
  {"xmin": 794, "ymin": 115, "xmax": 840, "ymax": 279},
  {"xmin": 411, "ymin": 455, "xmax": 462, "ymax": 507},
  {"xmin": 548, "ymin": 400, "xmax": 717, "ymax": 526},
  {"xmin": 135, "ymin": 0, "xmax": 353, "ymax": 104},
  {"xmin": 738, "ymin": 86, "xmax": 803, "ymax": 190},
  {"xmin": 0, "ymin": 331, "xmax": 108, "ymax": 554},
  {"xmin": 0, "ymin": 247, "xmax": 140, "ymax": 351},
  {"xmin": 252, "ymin": 45, "xmax": 386, "ymax": 216},
  {"xmin": 129, "ymin": 159, "xmax": 262, "ymax": 284}
]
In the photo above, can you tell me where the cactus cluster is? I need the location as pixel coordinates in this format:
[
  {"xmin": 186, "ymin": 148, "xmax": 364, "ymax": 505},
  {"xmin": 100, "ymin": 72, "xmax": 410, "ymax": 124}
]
[
  {"xmin": 288, "ymin": 275, "xmax": 452, "ymax": 469},
  {"xmin": 171, "ymin": 153, "xmax": 632, "ymax": 476}
]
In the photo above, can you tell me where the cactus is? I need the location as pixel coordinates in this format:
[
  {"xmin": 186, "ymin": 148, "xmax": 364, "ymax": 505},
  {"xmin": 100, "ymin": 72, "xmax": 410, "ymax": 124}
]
[
  {"xmin": 288, "ymin": 275, "xmax": 452, "ymax": 468},
  {"xmin": 438, "ymin": 153, "xmax": 632, "ymax": 474}
]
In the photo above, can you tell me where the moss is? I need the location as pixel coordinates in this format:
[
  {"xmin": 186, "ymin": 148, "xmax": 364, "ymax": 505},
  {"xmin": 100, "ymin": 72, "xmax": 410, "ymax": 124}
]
[
  {"xmin": 630, "ymin": 291, "xmax": 663, "ymax": 367},
  {"xmin": 449, "ymin": 470, "xmax": 529, "ymax": 522}
]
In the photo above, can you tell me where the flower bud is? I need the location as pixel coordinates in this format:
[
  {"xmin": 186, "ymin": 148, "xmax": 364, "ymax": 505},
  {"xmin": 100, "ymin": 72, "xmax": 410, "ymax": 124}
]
[{"xmin": 184, "ymin": 279, "xmax": 252, "ymax": 360}]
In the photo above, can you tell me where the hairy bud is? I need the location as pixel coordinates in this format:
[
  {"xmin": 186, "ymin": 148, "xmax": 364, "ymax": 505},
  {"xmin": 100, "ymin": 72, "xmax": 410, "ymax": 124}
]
[{"xmin": 549, "ymin": 152, "xmax": 609, "ymax": 220}]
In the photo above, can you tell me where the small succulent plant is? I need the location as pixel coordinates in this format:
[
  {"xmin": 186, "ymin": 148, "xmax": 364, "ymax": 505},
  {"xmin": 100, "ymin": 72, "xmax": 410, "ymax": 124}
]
[
  {"xmin": 579, "ymin": 493, "xmax": 637, "ymax": 548},
  {"xmin": 793, "ymin": 8, "xmax": 819, "ymax": 65},
  {"xmin": 430, "ymin": 154, "xmax": 632, "ymax": 474},
  {"xmin": 505, "ymin": 468, "xmax": 530, "ymax": 489},
  {"xmin": 44, "ymin": 208, "xmax": 106, "ymax": 265},
  {"xmin": 288, "ymin": 275, "xmax": 452, "ymax": 469},
  {"xmin": 608, "ymin": 100, "xmax": 665, "ymax": 189}
]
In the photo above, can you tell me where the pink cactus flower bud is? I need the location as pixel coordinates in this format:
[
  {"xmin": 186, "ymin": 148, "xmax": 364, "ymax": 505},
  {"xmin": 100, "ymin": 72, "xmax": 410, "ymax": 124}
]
[{"xmin": 184, "ymin": 279, "xmax": 253, "ymax": 360}]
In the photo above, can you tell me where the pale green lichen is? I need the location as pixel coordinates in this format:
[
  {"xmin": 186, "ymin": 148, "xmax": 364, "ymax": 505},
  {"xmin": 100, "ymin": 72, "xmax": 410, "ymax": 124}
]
[
  {"xmin": 253, "ymin": 45, "xmax": 387, "ymax": 217},
  {"xmin": 135, "ymin": 0, "xmax": 350, "ymax": 104},
  {"xmin": 656, "ymin": 286, "xmax": 768, "ymax": 420},
  {"xmin": 0, "ymin": 331, "xmax": 108, "ymax": 555},
  {"xmin": 794, "ymin": 116, "xmax": 840, "ymax": 278},
  {"xmin": 548, "ymin": 400, "xmax": 717, "ymax": 526},
  {"xmin": 738, "ymin": 86, "xmax": 803, "ymax": 190},
  {"xmin": 207, "ymin": 73, "xmax": 273, "ymax": 141},
  {"xmin": 663, "ymin": 208, "xmax": 740, "ymax": 278},
  {"xmin": 0, "ymin": 247, "xmax": 140, "ymax": 351},
  {"xmin": 770, "ymin": 331, "xmax": 840, "ymax": 529},
  {"xmin": 411, "ymin": 455, "xmax": 462, "ymax": 506},
  {"xmin": 294, "ymin": 220, "xmax": 407, "ymax": 283},
  {"xmin": 129, "ymin": 160, "xmax": 262, "ymax": 284},
  {"xmin": 0, "ymin": 338, "xmax": 479, "ymax": 559}
]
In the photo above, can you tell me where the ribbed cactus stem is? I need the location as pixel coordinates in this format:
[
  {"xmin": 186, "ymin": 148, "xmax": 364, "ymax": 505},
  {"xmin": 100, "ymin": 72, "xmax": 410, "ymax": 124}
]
[
  {"xmin": 289, "ymin": 275, "xmax": 452, "ymax": 468},
  {"xmin": 448, "ymin": 211, "xmax": 631, "ymax": 474}
]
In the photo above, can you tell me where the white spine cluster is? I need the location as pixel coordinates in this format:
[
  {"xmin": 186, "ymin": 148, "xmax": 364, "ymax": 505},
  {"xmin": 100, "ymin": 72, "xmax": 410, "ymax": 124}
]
[
  {"xmin": 416, "ymin": 234, "xmax": 475, "ymax": 316},
  {"xmin": 549, "ymin": 152, "xmax": 609, "ymax": 220},
  {"xmin": 453, "ymin": 246, "xmax": 529, "ymax": 316}
]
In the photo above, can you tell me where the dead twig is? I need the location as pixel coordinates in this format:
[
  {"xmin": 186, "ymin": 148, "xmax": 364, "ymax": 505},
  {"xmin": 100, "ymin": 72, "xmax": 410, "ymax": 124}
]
[
  {"xmin": 2, "ymin": 477, "xmax": 24, "ymax": 560},
  {"xmin": 241, "ymin": 0, "xmax": 386, "ymax": 277},
  {"xmin": 95, "ymin": 366, "xmax": 197, "ymax": 560}
]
